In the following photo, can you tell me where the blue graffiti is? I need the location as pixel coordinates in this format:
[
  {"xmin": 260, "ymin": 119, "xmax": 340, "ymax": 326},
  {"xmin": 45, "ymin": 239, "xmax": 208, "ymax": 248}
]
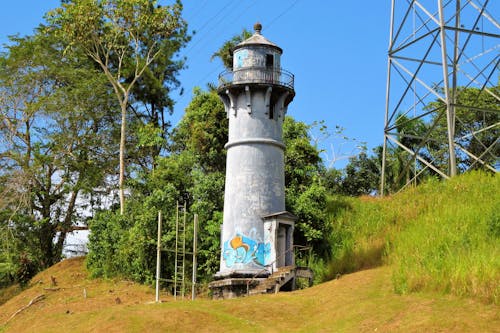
[
  {"xmin": 234, "ymin": 50, "xmax": 248, "ymax": 68},
  {"xmin": 255, "ymin": 242, "xmax": 271, "ymax": 266},
  {"xmin": 223, "ymin": 233, "xmax": 270, "ymax": 268}
]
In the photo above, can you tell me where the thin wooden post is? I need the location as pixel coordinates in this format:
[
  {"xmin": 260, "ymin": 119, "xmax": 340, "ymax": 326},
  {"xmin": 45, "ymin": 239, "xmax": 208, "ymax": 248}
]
[
  {"xmin": 191, "ymin": 214, "xmax": 198, "ymax": 300},
  {"xmin": 174, "ymin": 202, "xmax": 179, "ymax": 299},
  {"xmin": 181, "ymin": 204, "xmax": 186, "ymax": 299},
  {"xmin": 155, "ymin": 211, "xmax": 162, "ymax": 303}
]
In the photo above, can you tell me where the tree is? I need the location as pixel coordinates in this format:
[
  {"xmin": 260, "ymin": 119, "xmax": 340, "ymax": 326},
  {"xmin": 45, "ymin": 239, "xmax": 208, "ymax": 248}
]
[
  {"xmin": 283, "ymin": 116, "xmax": 322, "ymax": 192},
  {"xmin": 340, "ymin": 151, "xmax": 380, "ymax": 196},
  {"xmin": 427, "ymin": 86, "xmax": 499, "ymax": 171},
  {"xmin": 0, "ymin": 209, "xmax": 38, "ymax": 286},
  {"xmin": 320, "ymin": 167, "xmax": 343, "ymax": 194},
  {"xmin": 390, "ymin": 114, "xmax": 430, "ymax": 190},
  {"xmin": 47, "ymin": 0, "xmax": 189, "ymax": 214},
  {"xmin": 170, "ymin": 87, "xmax": 228, "ymax": 173},
  {"xmin": 210, "ymin": 29, "xmax": 252, "ymax": 70},
  {"xmin": 0, "ymin": 29, "xmax": 118, "ymax": 275},
  {"xmin": 282, "ymin": 117, "xmax": 331, "ymax": 255},
  {"xmin": 126, "ymin": 15, "xmax": 190, "ymax": 171}
]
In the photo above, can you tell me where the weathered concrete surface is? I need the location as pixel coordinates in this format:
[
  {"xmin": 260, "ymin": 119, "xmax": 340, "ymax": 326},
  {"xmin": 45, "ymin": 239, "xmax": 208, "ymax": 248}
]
[{"xmin": 212, "ymin": 25, "xmax": 296, "ymax": 295}]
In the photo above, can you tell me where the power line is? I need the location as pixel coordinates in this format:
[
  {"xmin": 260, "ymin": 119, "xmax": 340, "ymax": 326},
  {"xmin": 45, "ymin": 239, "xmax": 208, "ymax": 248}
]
[
  {"xmin": 175, "ymin": 0, "xmax": 302, "ymax": 118},
  {"xmin": 186, "ymin": 0, "xmax": 259, "ymax": 61},
  {"xmin": 190, "ymin": 0, "xmax": 233, "ymax": 33},
  {"xmin": 184, "ymin": 0, "xmax": 210, "ymax": 22},
  {"xmin": 184, "ymin": 0, "xmax": 240, "ymax": 56},
  {"xmin": 265, "ymin": 0, "xmax": 300, "ymax": 30}
]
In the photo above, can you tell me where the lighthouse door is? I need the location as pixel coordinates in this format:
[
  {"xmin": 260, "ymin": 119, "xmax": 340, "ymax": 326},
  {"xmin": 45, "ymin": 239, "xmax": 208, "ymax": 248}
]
[{"xmin": 277, "ymin": 225, "xmax": 287, "ymax": 267}]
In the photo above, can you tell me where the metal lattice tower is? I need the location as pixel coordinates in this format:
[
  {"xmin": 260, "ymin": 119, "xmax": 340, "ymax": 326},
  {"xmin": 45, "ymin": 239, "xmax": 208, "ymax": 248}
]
[{"xmin": 381, "ymin": 0, "xmax": 499, "ymax": 194}]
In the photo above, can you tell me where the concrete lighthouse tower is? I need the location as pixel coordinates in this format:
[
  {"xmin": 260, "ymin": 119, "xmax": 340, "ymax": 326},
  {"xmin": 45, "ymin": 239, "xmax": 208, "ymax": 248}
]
[{"xmin": 210, "ymin": 23, "xmax": 297, "ymax": 298}]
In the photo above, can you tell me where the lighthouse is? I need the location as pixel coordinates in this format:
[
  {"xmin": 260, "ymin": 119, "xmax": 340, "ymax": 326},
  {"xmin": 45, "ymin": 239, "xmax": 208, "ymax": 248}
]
[{"xmin": 210, "ymin": 23, "xmax": 297, "ymax": 297}]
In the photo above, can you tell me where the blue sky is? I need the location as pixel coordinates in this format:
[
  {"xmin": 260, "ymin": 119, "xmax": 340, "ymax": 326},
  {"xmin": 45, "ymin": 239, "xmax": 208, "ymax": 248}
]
[{"xmin": 0, "ymin": 1, "xmax": 391, "ymax": 168}]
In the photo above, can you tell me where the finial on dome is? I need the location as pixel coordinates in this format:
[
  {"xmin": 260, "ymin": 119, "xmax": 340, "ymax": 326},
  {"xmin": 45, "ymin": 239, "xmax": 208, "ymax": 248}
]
[{"xmin": 254, "ymin": 22, "xmax": 262, "ymax": 34}]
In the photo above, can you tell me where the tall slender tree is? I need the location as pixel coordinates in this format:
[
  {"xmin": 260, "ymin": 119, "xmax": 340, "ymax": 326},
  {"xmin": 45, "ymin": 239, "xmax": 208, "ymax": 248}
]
[{"xmin": 47, "ymin": 0, "xmax": 189, "ymax": 214}]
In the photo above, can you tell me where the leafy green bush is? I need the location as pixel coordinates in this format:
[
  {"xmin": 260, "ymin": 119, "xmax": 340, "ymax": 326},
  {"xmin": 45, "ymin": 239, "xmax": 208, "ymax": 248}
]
[
  {"xmin": 0, "ymin": 211, "xmax": 41, "ymax": 287},
  {"xmin": 292, "ymin": 180, "xmax": 330, "ymax": 256},
  {"xmin": 86, "ymin": 151, "xmax": 219, "ymax": 285},
  {"xmin": 86, "ymin": 211, "xmax": 128, "ymax": 279},
  {"xmin": 0, "ymin": 262, "xmax": 16, "ymax": 288},
  {"xmin": 87, "ymin": 207, "xmax": 176, "ymax": 285}
]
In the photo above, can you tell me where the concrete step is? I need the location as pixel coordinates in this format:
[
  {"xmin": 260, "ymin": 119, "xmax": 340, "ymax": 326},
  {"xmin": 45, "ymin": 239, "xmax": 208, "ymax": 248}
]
[{"xmin": 248, "ymin": 266, "xmax": 296, "ymax": 295}]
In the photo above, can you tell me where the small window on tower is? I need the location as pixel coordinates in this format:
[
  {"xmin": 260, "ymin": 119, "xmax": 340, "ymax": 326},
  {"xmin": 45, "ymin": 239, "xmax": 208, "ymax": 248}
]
[
  {"xmin": 269, "ymin": 104, "xmax": 274, "ymax": 119},
  {"xmin": 266, "ymin": 54, "xmax": 274, "ymax": 67}
]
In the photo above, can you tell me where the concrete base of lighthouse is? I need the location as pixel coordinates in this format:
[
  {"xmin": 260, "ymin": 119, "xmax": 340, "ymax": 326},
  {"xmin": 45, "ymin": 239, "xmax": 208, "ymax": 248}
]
[
  {"xmin": 209, "ymin": 211, "xmax": 296, "ymax": 299},
  {"xmin": 209, "ymin": 277, "xmax": 266, "ymax": 299},
  {"xmin": 209, "ymin": 269, "xmax": 269, "ymax": 300}
]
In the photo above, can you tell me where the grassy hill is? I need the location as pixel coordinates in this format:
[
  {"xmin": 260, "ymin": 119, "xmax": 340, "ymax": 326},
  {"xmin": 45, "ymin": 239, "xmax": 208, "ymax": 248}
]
[
  {"xmin": 324, "ymin": 171, "xmax": 499, "ymax": 304},
  {"xmin": 1, "ymin": 171, "xmax": 499, "ymax": 332},
  {"xmin": 0, "ymin": 257, "xmax": 499, "ymax": 332}
]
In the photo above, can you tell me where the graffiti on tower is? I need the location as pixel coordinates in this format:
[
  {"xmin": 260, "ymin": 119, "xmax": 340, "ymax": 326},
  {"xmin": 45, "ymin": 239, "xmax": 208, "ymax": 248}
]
[{"xmin": 222, "ymin": 232, "xmax": 271, "ymax": 268}]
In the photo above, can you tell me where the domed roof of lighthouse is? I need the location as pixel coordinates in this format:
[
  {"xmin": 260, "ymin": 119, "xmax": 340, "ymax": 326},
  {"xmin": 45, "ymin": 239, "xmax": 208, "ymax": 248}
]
[{"xmin": 234, "ymin": 22, "xmax": 283, "ymax": 54}]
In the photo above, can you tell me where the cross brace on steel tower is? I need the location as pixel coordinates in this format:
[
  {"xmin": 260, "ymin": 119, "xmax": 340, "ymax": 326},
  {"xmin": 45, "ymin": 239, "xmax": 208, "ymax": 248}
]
[{"xmin": 381, "ymin": 0, "xmax": 499, "ymax": 195}]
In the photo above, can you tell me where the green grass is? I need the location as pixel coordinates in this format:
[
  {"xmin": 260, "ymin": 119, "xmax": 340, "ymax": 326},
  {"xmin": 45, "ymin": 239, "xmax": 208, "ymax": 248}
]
[{"xmin": 325, "ymin": 171, "xmax": 499, "ymax": 304}]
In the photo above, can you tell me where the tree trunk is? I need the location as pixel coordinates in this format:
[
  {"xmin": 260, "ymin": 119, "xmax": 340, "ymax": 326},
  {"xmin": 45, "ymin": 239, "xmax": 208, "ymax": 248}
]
[
  {"xmin": 39, "ymin": 222, "xmax": 56, "ymax": 268},
  {"xmin": 54, "ymin": 188, "xmax": 80, "ymax": 256},
  {"xmin": 119, "ymin": 101, "xmax": 127, "ymax": 215},
  {"xmin": 25, "ymin": 120, "xmax": 33, "ymax": 215}
]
